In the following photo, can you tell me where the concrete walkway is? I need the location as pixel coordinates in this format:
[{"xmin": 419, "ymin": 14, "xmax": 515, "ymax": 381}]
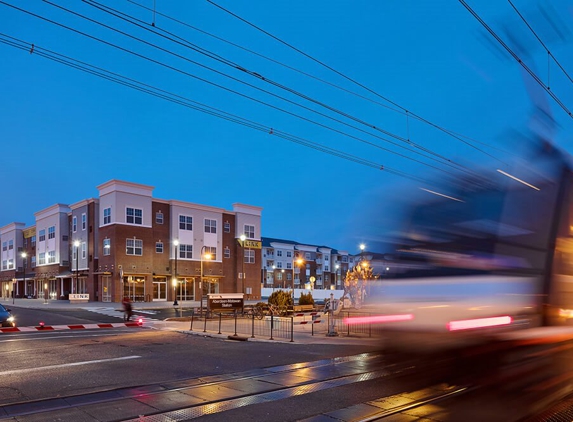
[{"xmin": 2, "ymin": 298, "xmax": 384, "ymax": 346}]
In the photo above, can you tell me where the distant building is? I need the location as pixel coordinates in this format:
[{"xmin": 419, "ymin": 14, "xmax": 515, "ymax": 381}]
[
  {"xmin": 261, "ymin": 237, "xmax": 352, "ymax": 290},
  {"xmin": 0, "ymin": 180, "xmax": 263, "ymax": 303}
]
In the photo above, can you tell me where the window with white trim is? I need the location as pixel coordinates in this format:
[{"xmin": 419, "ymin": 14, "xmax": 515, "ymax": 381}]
[
  {"xmin": 204, "ymin": 219, "xmax": 216, "ymax": 233},
  {"xmin": 48, "ymin": 226, "xmax": 55, "ymax": 240},
  {"xmin": 48, "ymin": 251, "xmax": 56, "ymax": 264},
  {"xmin": 179, "ymin": 215, "xmax": 192, "ymax": 230},
  {"xmin": 103, "ymin": 207, "xmax": 111, "ymax": 225},
  {"xmin": 39, "ymin": 230, "xmax": 45, "ymax": 242},
  {"xmin": 31, "ymin": 256, "xmax": 36, "ymax": 267},
  {"xmin": 103, "ymin": 238, "xmax": 111, "ymax": 256},
  {"xmin": 31, "ymin": 236, "xmax": 36, "ymax": 247},
  {"xmin": 277, "ymin": 272, "xmax": 283, "ymax": 281},
  {"xmin": 126, "ymin": 238, "xmax": 143, "ymax": 256},
  {"xmin": 277, "ymin": 250, "xmax": 282, "ymax": 257},
  {"xmin": 1, "ymin": 260, "xmax": 6, "ymax": 270},
  {"xmin": 126, "ymin": 208, "xmax": 142, "ymax": 225},
  {"xmin": 244, "ymin": 249, "xmax": 255, "ymax": 264},
  {"xmin": 179, "ymin": 244, "xmax": 192, "ymax": 259},
  {"xmin": 244, "ymin": 225, "xmax": 255, "ymax": 239},
  {"xmin": 72, "ymin": 216, "xmax": 77, "ymax": 232},
  {"xmin": 224, "ymin": 247, "xmax": 230, "ymax": 258},
  {"xmin": 156, "ymin": 242, "xmax": 163, "ymax": 253},
  {"xmin": 82, "ymin": 213, "xmax": 86, "ymax": 230},
  {"xmin": 156, "ymin": 212, "xmax": 164, "ymax": 224},
  {"xmin": 286, "ymin": 251, "xmax": 292, "ymax": 257},
  {"xmin": 7, "ymin": 259, "xmax": 13, "ymax": 270},
  {"xmin": 204, "ymin": 246, "xmax": 216, "ymax": 258},
  {"xmin": 39, "ymin": 253, "xmax": 46, "ymax": 265},
  {"xmin": 1, "ymin": 242, "xmax": 6, "ymax": 251},
  {"xmin": 82, "ymin": 242, "xmax": 86, "ymax": 259},
  {"xmin": 223, "ymin": 222, "xmax": 230, "ymax": 233},
  {"xmin": 276, "ymin": 261, "xmax": 283, "ymax": 268}
]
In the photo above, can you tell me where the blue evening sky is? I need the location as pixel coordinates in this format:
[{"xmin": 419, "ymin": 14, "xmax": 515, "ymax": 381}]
[{"xmin": 1, "ymin": 1, "xmax": 573, "ymax": 253}]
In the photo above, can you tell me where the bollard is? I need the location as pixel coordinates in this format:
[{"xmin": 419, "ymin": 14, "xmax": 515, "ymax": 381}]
[
  {"xmin": 190, "ymin": 309, "xmax": 194, "ymax": 331},
  {"xmin": 251, "ymin": 313, "xmax": 255, "ymax": 338},
  {"xmin": 234, "ymin": 310, "xmax": 238, "ymax": 337},
  {"xmin": 203, "ymin": 313, "xmax": 208, "ymax": 333},
  {"xmin": 218, "ymin": 313, "xmax": 222, "ymax": 335},
  {"xmin": 326, "ymin": 293, "xmax": 338, "ymax": 337},
  {"xmin": 290, "ymin": 317, "xmax": 294, "ymax": 342},
  {"xmin": 270, "ymin": 314, "xmax": 274, "ymax": 340}
]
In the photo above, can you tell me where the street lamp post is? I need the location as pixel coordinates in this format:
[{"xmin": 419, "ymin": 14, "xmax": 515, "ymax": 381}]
[
  {"xmin": 74, "ymin": 240, "xmax": 80, "ymax": 295},
  {"xmin": 44, "ymin": 282, "xmax": 48, "ymax": 304},
  {"xmin": 200, "ymin": 245, "xmax": 211, "ymax": 306},
  {"xmin": 21, "ymin": 251, "xmax": 26, "ymax": 302},
  {"xmin": 293, "ymin": 257, "xmax": 303, "ymax": 305},
  {"xmin": 335, "ymin": 264, "xmax": 340, "ymax": 288},
  {"xmin": 173, "ymin": 240, "xmax": 179, "ymax": 306},
  {"xmin": 239, "ymin": 234, "xmax": 246, "ymax": 295}
]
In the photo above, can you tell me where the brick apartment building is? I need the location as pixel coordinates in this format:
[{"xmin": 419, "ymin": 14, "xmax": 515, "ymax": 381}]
[{"xmin": 0, "ymin": 180, "xmax": 263, "ymax": 303}]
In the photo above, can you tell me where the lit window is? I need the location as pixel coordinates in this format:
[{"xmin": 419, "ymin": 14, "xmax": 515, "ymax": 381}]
[
  {"xmin": 205, "ymin": 246, "xmax": 216, "ymax": 258},
  {"xmin": 103, "ymin": 238, "xmax": 111, "ymax": 256}
]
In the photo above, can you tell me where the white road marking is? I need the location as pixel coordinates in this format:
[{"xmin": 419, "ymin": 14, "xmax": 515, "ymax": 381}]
[{"xmin": 0, "ymin": 355, "xmax": 141, "ymax": 376}]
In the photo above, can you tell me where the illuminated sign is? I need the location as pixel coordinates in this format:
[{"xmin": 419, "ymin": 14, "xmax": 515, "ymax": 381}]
[{"xmin": 243, "ymin": 240, "xmax": 262, "ymax": 249}]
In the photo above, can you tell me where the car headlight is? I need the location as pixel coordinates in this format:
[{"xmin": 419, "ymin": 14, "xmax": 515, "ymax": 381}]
[{"xmin": 7, "ymin": 316, "xmax": 14, "ymax": 323}]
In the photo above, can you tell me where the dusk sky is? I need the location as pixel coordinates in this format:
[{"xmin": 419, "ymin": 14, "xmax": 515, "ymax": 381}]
[{"xmin": 2, "ymin": 1, "xmax": 573, "ymax": 253}]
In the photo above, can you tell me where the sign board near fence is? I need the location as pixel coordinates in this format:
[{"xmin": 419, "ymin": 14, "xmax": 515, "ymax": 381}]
[{"xmin": 207, "ymin": 293, "xmax": 244, "ymax": 312}]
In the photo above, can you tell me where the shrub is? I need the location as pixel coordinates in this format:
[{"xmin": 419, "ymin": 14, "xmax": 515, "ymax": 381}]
[
  {"xmin": 298, "ymin": 291, "xmax": 314, "ymax": 306},
  {"xmin": 268, "ymin": 289, "xmax": 293, "ymax": 308}
]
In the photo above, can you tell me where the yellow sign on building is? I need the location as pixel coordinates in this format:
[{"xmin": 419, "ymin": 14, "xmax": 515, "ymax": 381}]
[{"xmin": 243, "ymin": 240, "xmax": 262, "ymax": 249}]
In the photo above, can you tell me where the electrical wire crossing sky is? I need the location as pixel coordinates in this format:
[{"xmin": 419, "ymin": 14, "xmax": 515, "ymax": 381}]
[{"xmin": 1, "ymin": 0, "xmax": 573, "ymax": 252}]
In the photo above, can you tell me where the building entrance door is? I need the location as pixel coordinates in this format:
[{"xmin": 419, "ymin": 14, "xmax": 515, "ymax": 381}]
[
  {"xmin": 102, "ymin": 276, "xmax": 112, "ymax": 302},
  {"xmin": 153, "ymin": 278, "xmax": 167, "ymax": 301}
]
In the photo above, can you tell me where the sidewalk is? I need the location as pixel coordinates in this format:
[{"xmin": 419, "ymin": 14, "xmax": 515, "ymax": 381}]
[{"xmin": 2, "ymin": 298, "xmax": 384, "ymax": 346}]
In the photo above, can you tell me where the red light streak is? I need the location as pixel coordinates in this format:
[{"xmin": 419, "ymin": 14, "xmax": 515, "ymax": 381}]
[
  {"xmin": 344, "ymin": 314, "xmax": 414, "ymax": 325},
  {"xmin": 447, "ymin": 316, "xmax": 512, "ymax": 331}
]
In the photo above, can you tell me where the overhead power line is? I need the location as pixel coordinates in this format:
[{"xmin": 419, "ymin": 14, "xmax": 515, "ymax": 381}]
[
  {"xmin": 205, "ymin": 0, "xmax": 505, "ymax": 163},
  {"xmin": 9, "ymin": 0, "xmax": 474, "ymax": 178},
  {"xmin": 0, "ymin": 33, "xmax": 404, "ymax": 175},
  {"xmin": 459, "ymin": 0, "xmax": 573, "ymax": 119},
  {"xmin": 508, "ymin": 0, "xmax": 573, "ymax": 88}
]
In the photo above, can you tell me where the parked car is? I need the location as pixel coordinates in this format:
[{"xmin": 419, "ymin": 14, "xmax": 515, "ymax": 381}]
[{"xmin": 0, "ymin": 304, "xmax": 15, "ymax": 327}]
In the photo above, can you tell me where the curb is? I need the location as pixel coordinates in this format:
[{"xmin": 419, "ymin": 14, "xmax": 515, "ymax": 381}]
[{"xmin": 0, "ymin": 322, "xmax": 143, "ymax": 333}]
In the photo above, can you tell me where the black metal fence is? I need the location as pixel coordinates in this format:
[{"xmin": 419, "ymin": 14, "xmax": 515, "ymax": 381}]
[{"xmin": 186, "ymin": 310, "xmax": 386, "ymax": 342}]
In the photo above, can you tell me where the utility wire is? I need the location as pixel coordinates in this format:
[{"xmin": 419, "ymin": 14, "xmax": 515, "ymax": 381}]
[
  {"xmin": 126, "ymin": 0, "xmax": 405, "ymax": 116},
  {"xmin": 205, "ymin": 0, "xmax": 505, "ymax": 163},
  {"xmin": 23, "ymin": 0, "xmax": 472, "ymax": 177},
  {"xmin": 460, "ymin": 0, "xmax": 573, "ymax": 119},
  {"xmin": 84, "ymin": 0, "xmax": 461, "ymax": 168},
  {"xmin": 508, "ymin": 0, "xmax": 573, "ymax": 87},
  {"xmin": 0, "ymin": 33, "xmax": 401, "ymax": 174}
]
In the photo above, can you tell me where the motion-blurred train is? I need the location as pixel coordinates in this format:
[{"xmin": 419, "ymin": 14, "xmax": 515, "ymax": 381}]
[{"xmin": 359, "ymin": 141, "xmax": 573, "ymax": 350}]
